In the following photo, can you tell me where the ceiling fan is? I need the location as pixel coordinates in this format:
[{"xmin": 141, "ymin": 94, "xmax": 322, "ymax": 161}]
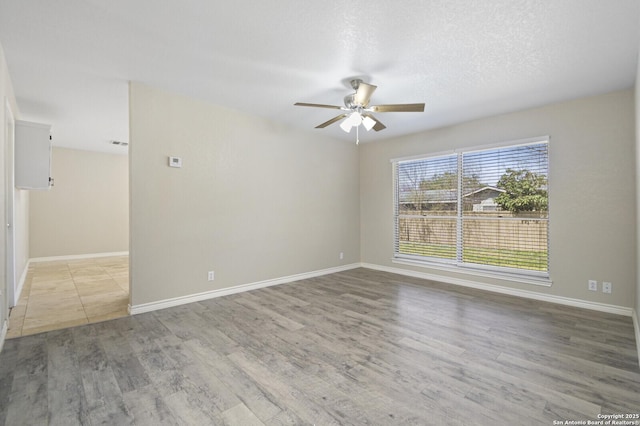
[{"xmin": 294, "ymin": 79, "xmax": 425, "ymax": 143}]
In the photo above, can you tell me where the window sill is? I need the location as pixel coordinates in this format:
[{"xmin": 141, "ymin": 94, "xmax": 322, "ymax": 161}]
[{"xmin": 392, "ymin": 257, "xmax": 552, "ymax": 287}]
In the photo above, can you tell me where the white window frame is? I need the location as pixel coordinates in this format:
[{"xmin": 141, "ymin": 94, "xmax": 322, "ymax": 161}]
[{"xmin": 392, "ymin": 136, "xmax": 551, "ymax": 286}]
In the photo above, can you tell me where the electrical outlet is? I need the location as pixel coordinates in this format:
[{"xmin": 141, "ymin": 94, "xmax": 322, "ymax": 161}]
[
  {"xmin": 208, "ymin": 271, "xmax": 215, "ymax": 281},
  {"xmin": 588, "ymin": 280, "xmax": 597, "ymax": 291},
  {"xmin": 339, "ymin": 252, "xmax": 344, "ymax": 260},
  {"xmin": 602, "ymin": 281, "xmax": 612, "ymax": 294}
]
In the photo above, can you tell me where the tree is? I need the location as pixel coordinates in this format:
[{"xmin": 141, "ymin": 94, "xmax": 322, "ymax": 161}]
[
  {"xmin": 419, "ymin": 172, "xmax": 484, "ymax": 191},
  {"xmin": 419, "ymin": 172, "xmax": 457, "ymax": 191},
  {"xmin": 495, "ymin": 169, "xmax": 548, "ymax": 213}
]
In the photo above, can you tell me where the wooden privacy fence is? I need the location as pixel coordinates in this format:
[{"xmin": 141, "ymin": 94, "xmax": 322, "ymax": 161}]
[{"xmin": 398, "ymin": 214, "xmax": 548, "ymax": 252}]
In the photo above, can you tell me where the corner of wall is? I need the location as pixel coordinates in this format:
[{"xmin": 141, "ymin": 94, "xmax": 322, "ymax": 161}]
[
  {"xmin": 0, "ymin": 320, "xmax": 7, "ymax": 354},
  {"xmin": 634, "ymin": 309, "xmax": 640, "ymax": 368},
  {"xmin": 634, "ymin": 38, "xmax": 640, "ymax": 367}
]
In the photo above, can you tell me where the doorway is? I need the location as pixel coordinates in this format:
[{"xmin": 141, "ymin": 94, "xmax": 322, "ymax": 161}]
[{"xmin": 6, "ymin": 146, "xmax": 129, "ymax": 338}]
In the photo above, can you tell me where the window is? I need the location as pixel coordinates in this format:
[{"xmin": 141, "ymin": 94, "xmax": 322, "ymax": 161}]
[{"xmin": 393, "ymin": 138, "xmax": 549, "ymax": 279}]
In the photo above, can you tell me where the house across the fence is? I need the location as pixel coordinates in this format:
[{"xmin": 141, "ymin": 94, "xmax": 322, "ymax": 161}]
[
  {"xmin": 465, "ymin": 187, "xmax": 505, "ymax": 212},
  {"xmin": 399, "ymin": 186, "xmax": 505, "ymax": 212}
]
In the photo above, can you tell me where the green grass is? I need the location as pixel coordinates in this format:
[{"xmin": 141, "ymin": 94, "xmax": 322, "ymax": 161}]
[
  {"xmin": 399, "ymin": 241, "xmax": 548, "ymax": 271},
  {"xmin": 399, "ymin": 241, "xmax": 456, "ymax": 259}
]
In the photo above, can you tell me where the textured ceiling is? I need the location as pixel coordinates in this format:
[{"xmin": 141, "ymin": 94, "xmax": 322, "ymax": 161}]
[{"xmin": 0, "ymin": 0, "xmax": 638, "ymax": 154}]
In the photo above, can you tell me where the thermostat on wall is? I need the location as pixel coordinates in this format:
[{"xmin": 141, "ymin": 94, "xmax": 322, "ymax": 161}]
[{"xmin": 168, "ymin": 156, "xmax": 182, "ymax": 168}]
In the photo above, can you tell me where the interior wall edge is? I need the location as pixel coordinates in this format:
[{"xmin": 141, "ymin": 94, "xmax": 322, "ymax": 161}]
[
  {"xmin": 12, "ymin": 257, "xmax": 30, "ymax": 307},
  {"xmin": 633, "ymin": 309, "xmax": 640, "ymax": 368},
  {"xmin": 361, "ymin": 262, "xmax": 634, "ymax": 317},
  {"xmin": 0, "ymin": 321, "xmax": 6, "ymax": 354}
]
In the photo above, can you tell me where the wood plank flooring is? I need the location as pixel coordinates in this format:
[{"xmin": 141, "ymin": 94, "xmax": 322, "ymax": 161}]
[
  {"xmin": 7, "ymin": 256, "xmax": 129, "ymax": 338},
  {"xmin": 0, "ymin": 268, "xmax": 638, "ymax": 425}
]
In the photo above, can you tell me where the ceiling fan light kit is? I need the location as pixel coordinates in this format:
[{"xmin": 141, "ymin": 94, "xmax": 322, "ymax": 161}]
[
  {"xmin": 295, "ymin": 79, "xmax": 425, "ymax": 144},
  {"xmin": 339, "ymin": 117, "xmax": 353, "ymax": 133},
  {"xmin": 362, "ymin": 115, "xmax": 376, "ymax": 131}
]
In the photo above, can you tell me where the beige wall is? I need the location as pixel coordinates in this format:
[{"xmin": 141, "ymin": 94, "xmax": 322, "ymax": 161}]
[
  {"xmin": 129, "ymin": 82, "xmax": 360, "ymax": 306},
  {"xmin": 360, "ymin": 90, "xmax": 636, "ymax": 308},
  {"xmin": 14, "ymin": 188, "xmax": 28, "ymax": 284},
  {"xmin": 29, "ymin": 147, "xmax": 128, "ymax": 258}
]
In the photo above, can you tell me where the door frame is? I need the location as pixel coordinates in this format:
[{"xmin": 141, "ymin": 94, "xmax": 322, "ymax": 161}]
[{"xmin": 5, "ymin": 98, "xmax": 16, "ymax": 307}]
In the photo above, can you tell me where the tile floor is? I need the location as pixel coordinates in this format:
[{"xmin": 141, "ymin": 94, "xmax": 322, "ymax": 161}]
[{"xmin": 6, "ymin": 255, "xmax": 129, "ymax": 338}]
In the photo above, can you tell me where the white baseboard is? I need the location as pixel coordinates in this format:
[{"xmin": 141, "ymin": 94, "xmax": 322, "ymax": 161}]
[
  {"xmin": 361, "ymin": 262, "xmax": 633, "ymax": 317},
  {"xmin": 633, "ymin": 309, "xmax": 640, "ymax": 368},
  {"xmin": 130, "ymin": 263, "xmax": 361, "ymax": 315},
  {"xmin": 13, "ymin": 259, "xmax": 30, "ymax": 307},
  {"xmin": 0, "ymin": 320, "xmax": 7, "ymax": 354},
  {"xmin": 30, "ymin": 251, "xmax": 129, "ymax": 263}
]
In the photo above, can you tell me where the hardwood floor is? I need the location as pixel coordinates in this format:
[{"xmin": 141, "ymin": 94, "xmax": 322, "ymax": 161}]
[
  {"xmin": 6, "ymin": 256, "xmax": 129, "ymax": 338},
  {"xmin": 0, "ymin": 268, "xmax": 638, "ymax": 425}
]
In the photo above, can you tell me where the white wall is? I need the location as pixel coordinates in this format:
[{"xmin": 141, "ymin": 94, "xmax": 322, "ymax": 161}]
[
  {"xmin": 360, "ymin": 90, "xmax": 636, "ymax": 309},
  {"xmin": 0, "ymin": 43, "xmax": 20, "ymax": 348},
  {"xmin": 129, "ymin": 82, "xmax": 360, "ymax": 307},
  {"xmin": 29, "ymin": 147, "xmax": 128, "ymax": 258}
]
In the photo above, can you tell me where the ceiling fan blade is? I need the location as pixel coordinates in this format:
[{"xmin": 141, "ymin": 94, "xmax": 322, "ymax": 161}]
[
  {"xmin": 363, "ymin": 113, "xmax": 386, "ymax": 131},
  {"xmin": 294, "ymin": 102, "xmax": 343, "ymax": 109},
  {"xmin": 354, "ymin": 82, "xmax": 377, "ymax": 106},
  {"xmin": 315, "ymin": 114, "xmax": 349, "ymax": 128},
  {"xmin": 371, "ymin": 103, "xmax": 425, "ymax": 112}
]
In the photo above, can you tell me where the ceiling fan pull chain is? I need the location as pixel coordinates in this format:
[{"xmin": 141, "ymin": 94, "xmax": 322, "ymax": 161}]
[{"xmin": 356, "ymin": 124, "xmax": 360, "ymax": 145}]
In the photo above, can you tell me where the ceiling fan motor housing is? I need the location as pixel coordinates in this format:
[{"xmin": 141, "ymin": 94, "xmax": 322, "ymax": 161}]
[
  {"xmin": 344, "ymin": 79, "xmax": 364, "ymax": 109},
  {"xmin": 344, "ymin": 93, "xmax": 358, "ymax": 109}
]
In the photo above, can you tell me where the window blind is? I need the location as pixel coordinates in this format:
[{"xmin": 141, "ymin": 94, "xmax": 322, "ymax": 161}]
[
  {"xmin": 394, "ymin": 139, "xmax": 549, "ymax": 277},
  {"xmin": 395, "ymin": 154, "xmax": 458, "ymax": 261}
]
